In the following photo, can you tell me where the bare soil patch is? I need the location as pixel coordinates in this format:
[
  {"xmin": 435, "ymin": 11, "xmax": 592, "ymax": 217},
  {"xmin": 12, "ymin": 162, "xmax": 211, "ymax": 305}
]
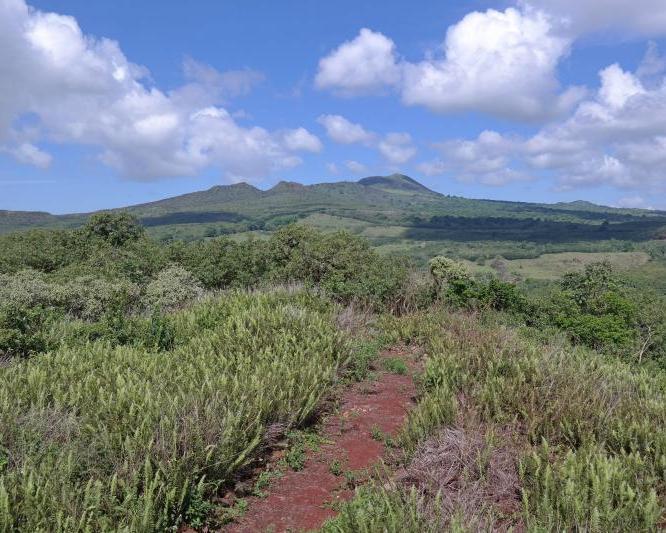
[{"xmin": 224, "ymin": 345, "xmax": 419, "ymax": 533}]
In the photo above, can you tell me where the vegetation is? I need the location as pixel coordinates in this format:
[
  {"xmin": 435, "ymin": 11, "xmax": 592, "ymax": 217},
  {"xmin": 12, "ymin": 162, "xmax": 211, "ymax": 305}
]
[
  {"xmin": 1, "ymin": 211, "xmax": 665, "ymax": 530},
  {"xmin": 3, "ymin": 175, "xmax": 666, "ymax": 257},
  {"xmin": 324, "ymin": 308, "xmax": 666, "ymax": 531}
]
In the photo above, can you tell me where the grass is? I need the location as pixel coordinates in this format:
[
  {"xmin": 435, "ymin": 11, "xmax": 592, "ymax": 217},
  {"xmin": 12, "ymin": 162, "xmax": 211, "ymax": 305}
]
[
  {"xmin": 322, "ymin": 308, "xmax": 666, "ymax": 531},
  {"xmin": 382, "ymin": 357, "xmax": 408, "ymax": 375},
  {"xmin": 0, "ymin": 289, "xmax": 346, "ymax": 531},
  {"xmin": 476, "ymin": 251, "xmax": 651, "ymax": 281}
]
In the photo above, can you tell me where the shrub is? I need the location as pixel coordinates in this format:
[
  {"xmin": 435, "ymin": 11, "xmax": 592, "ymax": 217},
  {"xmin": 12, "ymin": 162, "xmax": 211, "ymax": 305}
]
[
  {"xmin": 0, "ymin": 230, "xmax": 79, "ymax": 273},
  {"xmin": 266, "ymin": 225, "xmax": 409, "ymax": 309},
  {"xmin": 0, "ymin": 304, "xmax": 53, "ymax": 358},
  {"xmin": 0, "ymin": 290, "xmax": 346, "ymax": 530},
  {"xmin": 82, "ymin": 212, "xmax": 144, "ymax": 246},
  {"xmin": 0, "ymin": 270, "xmax": 141, "ymax": 322},
  {"xmin": 428, "ymin": 256, "xmax": 470, "ymax": 291},
  {"xmin": 145, "ymin": 265, "xmax": 204, "ymax": 310},
  {"xmin": 0, "ymin": 269, "xmax": 66, "ymax": 309},
  {"xmin": 63, "ymin": 276, "xmax": 141, "ymax": 321}
]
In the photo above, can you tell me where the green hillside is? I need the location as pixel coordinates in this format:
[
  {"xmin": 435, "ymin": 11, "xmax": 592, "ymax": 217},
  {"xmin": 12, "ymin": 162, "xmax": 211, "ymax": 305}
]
[{"xmin": 2, "ymin": 174, "xmax": 666, "ymax": 255}]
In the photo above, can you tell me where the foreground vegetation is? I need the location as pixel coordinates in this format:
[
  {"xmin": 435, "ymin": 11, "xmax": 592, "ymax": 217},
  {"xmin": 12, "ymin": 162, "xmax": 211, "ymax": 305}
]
[
  {"xmin": 324, "ymin": 307, "xmax": 666, "ymax": 531},
  {"xmin": 1, "ymin": 212, "xmax": 665, "ymax": 530}
]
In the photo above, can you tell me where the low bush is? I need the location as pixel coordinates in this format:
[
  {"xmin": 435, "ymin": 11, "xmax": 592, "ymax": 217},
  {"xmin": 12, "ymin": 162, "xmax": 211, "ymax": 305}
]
[
  {"xmin": 0, "ymin": 304, "xmax": 54, "ymax": 358},
  {"xmin": 144, "ymin": 265, "xmax": 204, "ymax": 310}
]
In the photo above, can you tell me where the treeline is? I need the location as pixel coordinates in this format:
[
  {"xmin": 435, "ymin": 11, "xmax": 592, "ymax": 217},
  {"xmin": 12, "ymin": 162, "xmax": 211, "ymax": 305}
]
[
  {"xmin": 2, "ymin": 211, "xmax": 665, "ymax": 366},
  {"xmin": 0, "ymin": 213, "xmax": 411, "ymax": 358}
]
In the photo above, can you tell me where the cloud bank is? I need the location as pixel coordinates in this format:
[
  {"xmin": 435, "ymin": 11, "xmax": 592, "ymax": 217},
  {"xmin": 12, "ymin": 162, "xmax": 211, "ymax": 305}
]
[{"xmin": 0, "ymin": 0, "xmax": 320, "ymax": 181}]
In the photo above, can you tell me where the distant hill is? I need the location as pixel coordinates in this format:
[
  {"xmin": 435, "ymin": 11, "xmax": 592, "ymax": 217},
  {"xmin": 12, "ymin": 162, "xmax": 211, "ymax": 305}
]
[{"xmin": 2, "ymin": 174, "xmax": 666, "ymax": 248}]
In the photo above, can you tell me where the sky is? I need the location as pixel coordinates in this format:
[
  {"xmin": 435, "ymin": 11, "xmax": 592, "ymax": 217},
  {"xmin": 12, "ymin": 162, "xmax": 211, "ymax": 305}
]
[{"xmin": 1, "ymin": 0, "xmax": 666, "ymax": 213}]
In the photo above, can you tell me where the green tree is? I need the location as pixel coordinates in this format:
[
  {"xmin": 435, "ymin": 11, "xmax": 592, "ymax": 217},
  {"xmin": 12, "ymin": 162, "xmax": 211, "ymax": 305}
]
[{"xmin": 82, "ymin": 212, "xmax": 144, "ymax": 246}]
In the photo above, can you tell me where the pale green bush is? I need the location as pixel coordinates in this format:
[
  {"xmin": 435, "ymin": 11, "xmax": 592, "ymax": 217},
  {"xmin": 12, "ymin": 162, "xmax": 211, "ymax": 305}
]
[
  {"xmin": 428, "ymin": 256, "xmax": 470, "ymax": 291},
  {"xmin": 0, "ymin": 270, "xmax": 140, "ymax": 321},
  {"xmin": 144, "ymin": 265, "xmax": 204, "ymax": 310}
]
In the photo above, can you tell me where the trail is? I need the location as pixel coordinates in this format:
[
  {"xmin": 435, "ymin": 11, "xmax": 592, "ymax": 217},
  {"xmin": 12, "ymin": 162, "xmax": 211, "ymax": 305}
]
[{"xmin": 225, "ymin": 346, "xmax": 418, "ymax": 533}]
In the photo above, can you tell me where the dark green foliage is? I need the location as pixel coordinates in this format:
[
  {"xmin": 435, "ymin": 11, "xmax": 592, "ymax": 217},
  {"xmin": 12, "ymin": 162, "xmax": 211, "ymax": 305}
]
[
  {"xmin": 0, "ymin": 304, "xmax": 53, "ymax": 358},
  {"xmin": 0, "ymin": 229, "xmax": 81, "ymax": 273},
  {"xmin": 534, "ymin": 261, "xmax": 666, "ymax": 361},
  {"xmin": 267, "ymin": 225, "xmax": 409, "ymax": 308},
  {"xmin": 82, "ymin": 212, "xmax": 144, "ymax": 246},
  {"xmin": 430, "ymin": 256, "xmax": 528, "ymax": 314},
  {"xmin": 169, "ymin": 237, "xmax": 270, "ymax": 289}
]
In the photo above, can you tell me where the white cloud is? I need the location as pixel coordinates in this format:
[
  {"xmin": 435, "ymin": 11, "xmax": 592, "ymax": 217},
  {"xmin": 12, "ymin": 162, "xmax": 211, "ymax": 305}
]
[
  {"xmin": 598, "ymin": 64, "xmax": 645, "ymax": 109},
  {"xmin": 316, "ymin": 8, "xmax": 584, "ymax": 121},
  {"xmin": 318, "ymin": 114, "xmax": 417, "ymax": 165},
  {"xmin": 521, "ymin": 0, "xmax": 666, "ymax": 37},
  {"xmin": 419, "ymin": 130, "xmax": 531, "ymax": 185},
  {"xmin": 378, "ymin": 132, "xmax": 417, "ymax": 165},
  {"xmin": 315, "ymin": 28, "xmax": 400, "ymax": 96},
  {"xmin": 402, "ymin": 8, "xmax": 580, "ymax": 120},
  {"xmin": 280, "ymin": 127, "xmax": 322, "ymax": 152},
  {"xmin": 345, "ymin": 160, "xmax": 367, "ymax": 173},
  {"xmin": 317, "ymin": 114, "xmax": 375, "ymax": 144},
  {"xmin": 421, "ymin": 53, "xmax": 666, "ymax": 198},
  {"xmin": 0, "ymin": 0, "xmax": 315, "ymax": 181},
  {"xmin": 4, "ymin": 142, "xmax": 52, "ymax": 168}
]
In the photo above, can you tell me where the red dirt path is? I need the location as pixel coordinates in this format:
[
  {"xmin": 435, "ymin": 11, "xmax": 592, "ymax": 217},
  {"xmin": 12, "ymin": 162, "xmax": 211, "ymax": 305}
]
[{"xmin": 225, "ymin": 346, "xmax": 418, "ymax": 533}]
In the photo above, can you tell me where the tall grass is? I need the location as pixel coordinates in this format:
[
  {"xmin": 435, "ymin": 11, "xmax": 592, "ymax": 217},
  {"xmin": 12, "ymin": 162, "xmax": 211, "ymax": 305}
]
[
  {"xmin": 0, "ymin": 289, "xmax": 346, "ymax": 531},
  {"xmin": 324, "ymin": 308, "xmax": 666, "ymax": 531}
]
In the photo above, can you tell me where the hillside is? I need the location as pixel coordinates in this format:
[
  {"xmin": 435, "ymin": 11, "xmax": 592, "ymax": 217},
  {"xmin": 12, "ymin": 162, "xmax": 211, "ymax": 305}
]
[{"xmin": 2, "ymin": 174, "xmax": 666, "ymax": 252}]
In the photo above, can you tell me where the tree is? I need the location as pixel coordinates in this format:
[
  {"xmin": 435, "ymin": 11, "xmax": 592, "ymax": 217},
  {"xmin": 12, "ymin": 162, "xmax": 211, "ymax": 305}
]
[{"xmin": 82, "ymin": 212, "xmax": 144, "ymax": 246}]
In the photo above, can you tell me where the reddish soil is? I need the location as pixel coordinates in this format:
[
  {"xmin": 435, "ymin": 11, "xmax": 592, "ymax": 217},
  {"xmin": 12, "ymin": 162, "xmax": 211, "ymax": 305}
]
[{"xmin": 225, "ymin": 346, "xmax": 418, "ymax": 533}]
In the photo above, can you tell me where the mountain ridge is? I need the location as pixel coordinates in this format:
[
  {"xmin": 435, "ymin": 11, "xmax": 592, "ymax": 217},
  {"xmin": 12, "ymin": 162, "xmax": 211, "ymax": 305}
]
[{"xmin": 1, "ymin": 174, "xmax": 665, "ymax": 244}]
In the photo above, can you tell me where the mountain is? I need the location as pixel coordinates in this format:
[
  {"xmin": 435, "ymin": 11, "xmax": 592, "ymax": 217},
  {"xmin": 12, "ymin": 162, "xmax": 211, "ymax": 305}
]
[{"xmin": 1, "ymin": 174, "xmax": 665, "ymax": 247}]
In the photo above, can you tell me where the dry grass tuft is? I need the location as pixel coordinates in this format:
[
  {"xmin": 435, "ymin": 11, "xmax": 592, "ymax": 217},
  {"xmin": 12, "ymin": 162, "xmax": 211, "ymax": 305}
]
[{"xmin": 397, "ymin": 423, "xmax": 523, "ymax": 531}]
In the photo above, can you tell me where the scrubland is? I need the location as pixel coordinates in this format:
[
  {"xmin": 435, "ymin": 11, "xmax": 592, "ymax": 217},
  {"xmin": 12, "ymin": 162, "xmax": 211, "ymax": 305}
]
[{"xmin": 0, "ymin": 212, "xmax": 665, "ymax": 531}]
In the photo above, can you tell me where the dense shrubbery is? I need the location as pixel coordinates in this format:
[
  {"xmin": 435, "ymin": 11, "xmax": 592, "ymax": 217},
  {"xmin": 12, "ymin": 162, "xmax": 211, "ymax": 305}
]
[
  {"xmin": 429, "ymin": 255, "xmax": 528, "ymax": 313},
  {"xmin": 0, "ymin": 216, "xmax": 411, "ymax": 313},
  {"xmin": 428, "ymin": 255, "xmax": 666, "ymax": 365},
  {"xmin": 0, "ymin": 304, "xmax": 53, "ymax": 358}
]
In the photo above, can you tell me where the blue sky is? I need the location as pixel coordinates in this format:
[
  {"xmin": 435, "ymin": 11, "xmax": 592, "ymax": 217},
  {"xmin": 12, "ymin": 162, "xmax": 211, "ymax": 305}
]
[{"xmin": 1, "ymin": 0, "xmax": 666, "ymax": 213}]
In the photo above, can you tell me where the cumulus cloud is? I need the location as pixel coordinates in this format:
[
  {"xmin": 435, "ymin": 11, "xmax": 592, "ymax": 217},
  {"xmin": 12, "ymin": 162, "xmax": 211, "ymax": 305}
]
[
  {"xmin": 520, "ymin": 0, "xmax": 666, "ymax": 37},
  {"xmin": 317, "ymin": 114, "xmax": 375, "ymax": 145},
  {"xmin": 345, "ymin": 160, "xmax": 367, "ymax": 173},
  {"xmin": 402, "ymin": 8, "xmax": 582, "ymax": 120},
  {"xmin": 316, "ymin": 8, "xmax": 584, "ymax": 121},
  {"xmin": 318, "ymin": 114, "xmax": 416, "ymax": 165},
  {"xmin": 315, "ymin": 28, "xmax": 401, "ymax": 96},
  {"xmin": 420, "ymin": 52, "xmax": 666, "ymax": 198},
  {"xmin": 419, "ymin": 131, "xmax": 531, "ymax": 185},
  {"xmin": 280, "ymin": 127, "xmax": 323, "ymax": 152},
  {"xmin": 0, "ymin": 0, "xmax": 318, "ymax": 180},
  {"xmin": 378, "ymin": 132, "xmax": 417, "ymax": 165}
]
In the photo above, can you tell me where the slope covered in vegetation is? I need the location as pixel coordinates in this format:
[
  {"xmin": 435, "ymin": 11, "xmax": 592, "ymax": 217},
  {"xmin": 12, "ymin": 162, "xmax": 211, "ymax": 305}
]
[
  {"xmin": 3, "ymin": 175, "xmax": 666, "ymax": 253},
  {"xmin": 0, "ymin": 213, "xmax": 665, "ymax": 530}
]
